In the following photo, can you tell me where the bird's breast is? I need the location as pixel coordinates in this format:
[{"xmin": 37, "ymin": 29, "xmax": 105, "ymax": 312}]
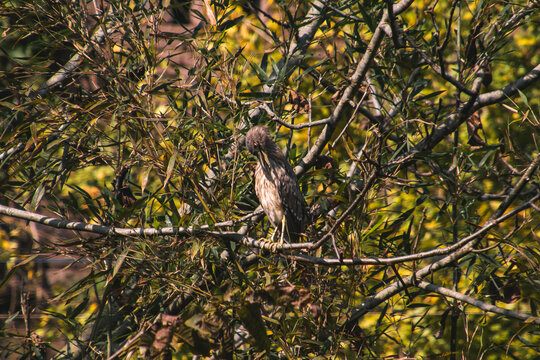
[{"xmin": 255, "ymin": 164, "xmax": 284, "ymax": 227}]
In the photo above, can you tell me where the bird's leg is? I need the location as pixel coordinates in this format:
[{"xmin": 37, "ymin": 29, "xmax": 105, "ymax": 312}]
[
  {"xmin": 270, "ymin": 226, "xmax": 278, "ymax": 243},
  {"xmin": 270, "ymin": 216, "xmax": 287, "ymax": 252},
  {"xmin": 279, "ymin": 216, "xmax": 286, "ymax": 245},
  {"xmin": 260, "ymin": 218, "xmax": 286, "ymax": 252}
]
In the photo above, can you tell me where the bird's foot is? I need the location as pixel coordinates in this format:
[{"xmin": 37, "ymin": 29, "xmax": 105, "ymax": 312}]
[{"xmin": 257, "ymin": 237, "xmax": 282, "ymax": 252}]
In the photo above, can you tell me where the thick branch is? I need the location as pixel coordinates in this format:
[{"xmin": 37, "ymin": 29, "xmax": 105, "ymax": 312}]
[
  {"xmin": 417, "ymin": 281, "xmax": 540, "ymax": 325},
  {"xmin": 295, "ymin": 0, "xmax": 415, "ymax": 176},
  {"xmin": 474, "ymin": 64, "xmax": 540, "ymax": 109},
  {"xmin": 398, "ymin": 64, "xmax": 540, "ymax": 162},
  {"xmin": 0, "ymin": 204, "xmax": 259, "ymax": 237}
]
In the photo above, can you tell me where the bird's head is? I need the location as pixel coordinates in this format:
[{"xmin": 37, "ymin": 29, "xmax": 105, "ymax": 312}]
[{"xmin": 245, "ymin": 125, "xmax": 273, "ymax": 163}]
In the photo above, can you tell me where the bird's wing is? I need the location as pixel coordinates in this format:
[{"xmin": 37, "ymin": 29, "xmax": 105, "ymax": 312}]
[{"xmin": 275, "ymin": 166, "xmax": 307, "ymax": 239}]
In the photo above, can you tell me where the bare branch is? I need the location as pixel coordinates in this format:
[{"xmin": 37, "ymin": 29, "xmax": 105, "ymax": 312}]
[
  {"xmin": 406, "ymin": 68, "xmax": 486, "ymax": 157},
  {"xmin": 248, "ymin": 0, "xmax": 331, "ymax": 119},
  {"xmin": 0, "ymin": 204, "xmax": 261, "ymax": 238},
  {"xmin": 416, "ymin": 281, "xmax": 540, "ymax": 325},
  {"xmin": 405, "ymin": 34, "xmax": 475, "ymax": 96},
  {"xmin": 287, "ymin": 192, "xmax": 539, "ymax": 264},
  {"xmin": 474, "ymin": 64, "xmax": 540, "ymax": 109},
  {"xmin": 403, "ymin": 63, "xmax": 540, "ymax": 158},
  {"xmin": 2, "ymin": 190, "xmax": 537, "ymax": 263}
]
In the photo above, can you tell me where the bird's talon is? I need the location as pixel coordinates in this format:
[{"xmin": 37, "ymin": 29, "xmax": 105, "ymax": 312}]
[{"xmin": 258, "ymin": 238, "xmax": 277, "ymax": 251}]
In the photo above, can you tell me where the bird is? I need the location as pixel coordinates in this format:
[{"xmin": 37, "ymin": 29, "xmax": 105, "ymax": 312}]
[{"xmin": 245, "ymin": 125, "xmax": 308, "ymax": 247}]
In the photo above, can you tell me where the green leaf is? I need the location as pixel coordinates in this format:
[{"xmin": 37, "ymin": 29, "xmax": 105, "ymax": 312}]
[
  {"xmin": 249, "ymin": 62, "xmax": 269, "ymax": 83},
  {"xmin": 294, "ymin": 58, "xmax": 327, "ymax": 81},
  {"xmin": 164, "ymin": 151, "xmax": 177, "ymax": 187},
  {"xmin": 0, "ymin": 255, "xmax": 39, "ymax": 291},
  {"xmin": 67, "ymin": 296, "xmax": 89, "ymax": 319},
  {"xmin": 415, "ymin": 90, "xmax": 446, "ymax": 102},
  {"xmin": 31, "ymin": 183, "xmax": 46, "ymax": 211},
  {"xmin": 141, "ymin": 165, "xmax": 153, "ymax": 194},
  {"xmin": 217, "ymin": 16, "xmax": 244, "ymax": 31},
  {"xmin": 112, "ymin": 249, "xmax": 129, "ymax": 279},
  {"xmin": 479, "ymin": 149, "xmax": 495, "ymax": 167},
  {"xmin": 238, "ymin": 302, "xmax": 270, "ymax": 351},
  {"xmin": 517, "ymin": 89, "xmax": 530, "ymax": 107}
]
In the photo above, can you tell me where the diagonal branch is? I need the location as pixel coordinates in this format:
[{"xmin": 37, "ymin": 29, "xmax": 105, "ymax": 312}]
[
  {"xmin": 474, "ymin": 64, "xmax": 540, "ymax": 109},
  {"xmin": 416, "ymin": 281, "xmax": 540, "ymax": 325},
  {"xmin": 294, "ymin": 0, "xmax": 415, "ymax": 177},
  {"xmin": 36, "ymin": 7, "xmax": 115, "ymax": 98},
  {"xmin": 1, "ymin": 8, "xmax": 115, "ymax": 165},
  {"xmin": 247, "ymin": 0, "xmax": 331, "ymax": 122},
  {"xmin": 391, "ymin": 63, "xmax": 540, "ymax": 165}
]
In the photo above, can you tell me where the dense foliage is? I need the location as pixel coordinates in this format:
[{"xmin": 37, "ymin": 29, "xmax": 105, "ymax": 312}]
[{"xmin": 1, "ymin": 0, "xmax": 539, "ymax": 358}]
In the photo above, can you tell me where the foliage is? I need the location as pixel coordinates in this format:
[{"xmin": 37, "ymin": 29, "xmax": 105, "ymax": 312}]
[{"xmin": 0, "ymin": 0, "xmax": 539, "ymax": 358}]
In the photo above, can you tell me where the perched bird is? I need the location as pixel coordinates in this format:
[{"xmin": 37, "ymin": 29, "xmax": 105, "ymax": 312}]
[{"xmin": 245, "ymin": 125, "xmax": 308, "ymax": 246}]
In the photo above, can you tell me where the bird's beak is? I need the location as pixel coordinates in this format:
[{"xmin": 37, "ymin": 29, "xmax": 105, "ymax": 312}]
[{"xmin": 258, "ymin": 150, "xmax": 270, "ymax": 166}]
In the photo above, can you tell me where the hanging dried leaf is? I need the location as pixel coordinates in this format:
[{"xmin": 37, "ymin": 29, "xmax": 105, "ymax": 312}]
[
  {"xmin": 467, "ymin": 112, "xmax": 487, "ymax": 146},
  {"xmin": 288, "ymin": 89, "xmax": 309, "ymax": 113}
]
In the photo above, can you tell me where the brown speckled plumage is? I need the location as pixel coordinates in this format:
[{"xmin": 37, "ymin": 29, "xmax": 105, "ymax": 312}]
[{"xmin": 245, "ymin": 125, "xmax": 308, "ymax": 242}]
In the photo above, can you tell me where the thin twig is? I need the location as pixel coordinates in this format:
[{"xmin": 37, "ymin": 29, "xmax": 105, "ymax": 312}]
[{"xmin": 259, "ymin": 103, "xmax": 333, "ymax": 129}]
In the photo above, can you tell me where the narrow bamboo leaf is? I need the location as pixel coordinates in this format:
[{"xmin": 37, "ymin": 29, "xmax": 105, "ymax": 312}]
[
  {"xmin": 415, "ymin": 90, "xmax": 446, "ymax": 102},
  {"xmin": 0, "ymin": 255, "xmax": 39, "ymax": 290},
  {"xmin": 217, "ymin": 16, "xmax": 244, "ymax": 31},
  {"xmin": 518, "ymin": 89, "xmax": 530, "ymax": 107},
  {"xmin": 479, "ymin": 149, "xmax": 495, "ymax": 167},
  {"xmin": 164, "ymin": 152, "xmax": 177, "ymax": 187},
  {"xmin": 238, "ymin": 302, "xmax": 270, "ymax": 351},
  {"xmin": 249, "ymin": 62, "xmax": 269, "ymax": 83},
  {"xmin": 31, "ymin": 183, "xmax": 46, "ymax": 211},
  {"xmin": 67, "ymin": 296, "xmax": 89, "ymax": 319},
  {"xmin": 112, "ymin": 250, "xmax": 129, "ymax": 280},
  {"xmin": 141, "ymin": 165, "xmax": 153, "ymax": 194}
]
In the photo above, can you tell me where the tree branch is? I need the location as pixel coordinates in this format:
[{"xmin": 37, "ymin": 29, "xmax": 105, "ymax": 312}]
[
  {"xmin": 286, "ymin": 192, "xmax": 538, "ymax": 264},
  {"xmin": 0, "ymin": 122, "xmax": 70, "ymax": 165},
  {"xmin": 2, "ymin": 190, "xmax": 537, "ymax": 264},
  {"xmin": 35, "ymin": 7, "xmax": 115, "ymax": 98},
  {"xmin": 474, "ymin": 64, "xmax": 540, "ymax": 109},
  {"xmin": 259, "ymin": 103, "xmax": 334, "ymax": 129},
  {"xmin": 247, "ymin": 0, "xmax": 331, "ymax": 123},
  {"xmin": 294, "ymin": 0, "xmax": 415, "ymax": 176},
  {"xmin": 416, "ymin": 281, "xmax": 540, "ymax": 325},
  {"xmin": 0, "ymin": 204, "xmax": 260, "ymax": 238}
]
